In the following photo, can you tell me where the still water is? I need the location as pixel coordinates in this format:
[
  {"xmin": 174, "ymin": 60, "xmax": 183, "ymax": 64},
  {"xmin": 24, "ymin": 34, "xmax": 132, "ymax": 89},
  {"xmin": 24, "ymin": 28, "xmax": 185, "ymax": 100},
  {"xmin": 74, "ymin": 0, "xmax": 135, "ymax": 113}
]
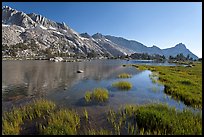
[{"xmin": 2, "ymin": 60, "xmax": 195, "ymax": 113}]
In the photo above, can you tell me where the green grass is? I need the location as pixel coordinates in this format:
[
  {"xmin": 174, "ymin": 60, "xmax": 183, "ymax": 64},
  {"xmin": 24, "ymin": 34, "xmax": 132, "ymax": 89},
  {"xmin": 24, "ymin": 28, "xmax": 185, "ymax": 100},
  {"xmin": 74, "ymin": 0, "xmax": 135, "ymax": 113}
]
[
  {"xmin": 2, "ymin": 99, "xmax": 56, "ymax": 135},
  {"xmin": 2, "ymin": 99, "xmax": 202, "ymax": 135},
  {"xmin": 83, "ymin": 109, "xmax": 89, "ymax": 122},
  {"xmin": 85, "ymin": 128, "xmax": 112, "ymax": 135},
  {"xmin": 112, "ymin": 81, "xmax": 132, "ymax": 90},
  {"xmin": 84, "ymin": 88, "xmax": 109, "ymax": 103},
  {"xmin": 39, "ymin": 109, "xmax": 80, "ymax": 135},
  {"xmin": 3, "ymin": 99, "xmax": 80, "ymax": 135},
  {"xmin": 131, "ymin": 63, "xmax": 202, "ymax": 108},
  {"xmin": 84, "ymin": 92, "xmax": 92, "ymax": 103},
  {"xmin": 107, "ymin": 104, "xmax": 202, "ymax": 135},
  {"xmin": 118, "ymin": 73, "xmax": 132, "ymax": 78}
]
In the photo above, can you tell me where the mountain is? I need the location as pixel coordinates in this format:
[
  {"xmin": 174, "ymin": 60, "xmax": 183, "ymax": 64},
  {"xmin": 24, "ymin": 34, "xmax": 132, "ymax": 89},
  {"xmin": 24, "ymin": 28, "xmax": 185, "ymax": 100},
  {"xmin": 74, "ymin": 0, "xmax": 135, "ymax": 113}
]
[
  {"xmin": 105, "ymin": 35, "xmax": 198, "ymax": 59},
  {"xmin": 162, "ymin": 43, "xmax": 198, "ymax": 59},
  {"xmin": 2, "ymin": 6, "xmax": 126, "ymax": 58},
  {"xmin": 2, "ymin": 6, "xmax": 198, "ymax": 60}
]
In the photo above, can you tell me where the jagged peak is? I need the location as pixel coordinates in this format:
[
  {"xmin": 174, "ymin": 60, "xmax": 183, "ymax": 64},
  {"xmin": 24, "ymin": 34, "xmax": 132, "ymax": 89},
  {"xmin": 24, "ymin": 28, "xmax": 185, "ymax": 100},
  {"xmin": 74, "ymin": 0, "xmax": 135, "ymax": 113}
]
[
  {"xmin": 92, "ymin": 33, "xmax": 104, "ymax": 39},
  {"xmin": 80, "ymin": 32, "xmax": 91, "ymax": 38},
  {"xmin": 175, "ymin": 43, "xmax": 186, "ymax": 48},
  {"xmin": 61, "ymin": 22, "xmax": 68, "ymax": 28},
  {"xmin": 2, "ymin": 6, "xmax": 70, "ymax": 30},
  {"xmin": 2, "ymin": 6, "xmax": 17, "ymax": 12},
  {"xmin": 151, "ymin": 45, "xmax": 160, "ymax": 49},
  {"xmin": 2, "ymin": 6, "xmax": 12, "ymax": 10},
  {"xmin": 93, "ymin": 32, "xmax": 102, "ymax": 36}
]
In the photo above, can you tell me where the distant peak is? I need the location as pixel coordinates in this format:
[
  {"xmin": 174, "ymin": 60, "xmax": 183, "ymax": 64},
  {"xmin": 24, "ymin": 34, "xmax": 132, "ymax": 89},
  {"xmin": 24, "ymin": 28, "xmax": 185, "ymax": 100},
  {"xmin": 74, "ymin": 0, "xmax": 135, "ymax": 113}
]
[
  {"xmin": 93, "ymin": 32, "xmax": 102, "ymax": 36},
  {"xmin": 92, "ymin": 33, "xmax": 104, "ymax": 39},
  {"xmin": 152, "ymin": 45, "xmax": 158, "ymax": 48},
  {"xmin": 2, "ymin": 6, "xmax": 15, "ymax": 11},
  {"xmin": 175, "ymin": 43, "xmax": 186, "ymax": 48},
  {"xmin": 2, "ymin": 6, "xmax": 11, "ymax": 9},
  {"xmin": 80, "ymin": 32, "xmax": 91, "ymax": 38}
]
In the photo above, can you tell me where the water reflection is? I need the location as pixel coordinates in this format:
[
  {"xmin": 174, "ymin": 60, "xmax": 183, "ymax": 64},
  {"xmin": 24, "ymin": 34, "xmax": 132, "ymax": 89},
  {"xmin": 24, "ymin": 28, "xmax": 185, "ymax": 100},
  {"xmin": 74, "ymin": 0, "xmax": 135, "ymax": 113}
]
[
  {"xmin": 2, "ymin": 60, "xmax": 137, "ymax": 98},
  {"xmin": 2, "ymin": 60, "xmax": 198, "ymax": 112}
]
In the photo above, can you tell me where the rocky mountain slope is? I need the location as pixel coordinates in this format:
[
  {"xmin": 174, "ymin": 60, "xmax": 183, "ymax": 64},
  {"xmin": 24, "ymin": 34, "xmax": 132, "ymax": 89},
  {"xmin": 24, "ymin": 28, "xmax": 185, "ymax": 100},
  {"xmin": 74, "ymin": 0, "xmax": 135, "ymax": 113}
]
[
  {"xmin": 105, "ymin": 35, "xmax": 198, "ymax": 59},
  {"xmin": 2, "ymin": 6, "xmax": 127, "ymax": 58},
  {"xmin": 2, "ymin": 6, "xmax": 198, "ymax": 59}
]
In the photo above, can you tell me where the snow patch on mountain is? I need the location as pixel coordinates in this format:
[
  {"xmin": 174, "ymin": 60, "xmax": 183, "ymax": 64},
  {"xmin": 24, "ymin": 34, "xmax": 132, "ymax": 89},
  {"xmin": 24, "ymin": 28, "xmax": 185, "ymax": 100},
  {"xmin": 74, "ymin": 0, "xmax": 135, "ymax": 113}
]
[
  {"xmin": 39, "ymin": 25, "xmax": 47, "ymax": 30},
  {"xmin": 53, "ymin": 31, "xmax": 64, "ymax": 35}
]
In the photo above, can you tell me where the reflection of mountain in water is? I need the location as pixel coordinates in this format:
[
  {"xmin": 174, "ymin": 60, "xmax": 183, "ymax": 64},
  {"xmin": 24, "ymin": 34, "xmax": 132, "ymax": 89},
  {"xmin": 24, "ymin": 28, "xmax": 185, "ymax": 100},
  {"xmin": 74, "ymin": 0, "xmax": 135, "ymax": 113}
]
[{"xmin": 2, "ymin": 60, "xmax": 137, "ymax": 99}]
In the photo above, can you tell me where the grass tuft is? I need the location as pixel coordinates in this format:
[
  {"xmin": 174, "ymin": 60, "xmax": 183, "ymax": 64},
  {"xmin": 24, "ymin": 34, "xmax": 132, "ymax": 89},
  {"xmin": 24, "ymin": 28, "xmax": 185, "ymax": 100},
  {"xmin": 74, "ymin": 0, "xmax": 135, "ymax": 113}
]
[
  {"xmin": 84, "ymin": 91, "xmax": 92, "ymax": 103},
  {"xmin": 112, "ymin": 81, "xmax": 132, "ymax": 90},
  {"xmin": 84, "ymin": 88, "xmax": 109, "ymax": 103},
  {"xmin": 2, "ymin": 99, "xmax": 56, "ymax": 135},
  {"xmin": 40, "ymin": 109, "xmax": 80, "ymax": 135},
  {"xmin": 118, "ymin": 73, "xmax": 132, "ymax": 78}
]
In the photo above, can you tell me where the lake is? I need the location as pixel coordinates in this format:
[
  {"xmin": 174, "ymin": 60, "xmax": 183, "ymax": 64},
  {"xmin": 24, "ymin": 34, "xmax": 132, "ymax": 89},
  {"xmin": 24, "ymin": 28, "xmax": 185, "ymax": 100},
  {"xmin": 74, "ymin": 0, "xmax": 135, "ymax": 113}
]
[{"xmin": 2, "ymin": 59, "xmax": 197, "ymax": 115}]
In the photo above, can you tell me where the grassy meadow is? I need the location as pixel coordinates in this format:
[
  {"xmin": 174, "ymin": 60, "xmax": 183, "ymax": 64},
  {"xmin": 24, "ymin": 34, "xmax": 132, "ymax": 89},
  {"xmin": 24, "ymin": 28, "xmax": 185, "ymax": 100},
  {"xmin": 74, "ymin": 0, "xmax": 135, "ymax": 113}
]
[{"xmin": 129, "ymin": 62, "xmax": 202, "ymax": 109}]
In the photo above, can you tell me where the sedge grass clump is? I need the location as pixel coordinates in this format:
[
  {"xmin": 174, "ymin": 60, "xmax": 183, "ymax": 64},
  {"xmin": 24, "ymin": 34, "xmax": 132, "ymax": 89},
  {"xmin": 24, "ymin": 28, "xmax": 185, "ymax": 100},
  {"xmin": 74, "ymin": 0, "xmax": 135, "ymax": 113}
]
[
  {"xmin": 110, "ymin": 103, "xmax": 202, "ymax": 135},
  {"xmin": 84, "ymin": 88, "xmax": 109, "ymax": 103},
  {"xmin": 23, "ymin": 99, "xmax": 56, "ymax": 119},
  {"xmin": 84, "ymin": 92, "xmax": 92, "ymax": 103},
  {"xmin": 40, "ymin": 109, "xmax": 80, "ymax": 135},
  {"xmin": 112, "ymin": 81, "xmax": 132, "ymax": 90},
  {"xmin": 92, "ymin": 88, "xmax": 109, "ymax": 102},
  {"xmin": 2, "ymin": 99, "xmax": 56, "ymax": 135},
  {"xmin": 118, "ymin": 73, "xmax": 132, "ymax": 78},
  {"xmin": 2, "ymin": 108, "xmax": 23, "ymax": 135}
]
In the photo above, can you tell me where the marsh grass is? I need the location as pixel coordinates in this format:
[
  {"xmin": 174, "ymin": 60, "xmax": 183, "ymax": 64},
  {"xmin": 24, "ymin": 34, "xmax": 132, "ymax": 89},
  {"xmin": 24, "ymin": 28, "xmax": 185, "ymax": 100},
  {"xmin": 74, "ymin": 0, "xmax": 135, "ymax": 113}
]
[
  {"xmin": 118, "ymin": 73, "xmax": 132, "ymax": 78},
  {"xmin": 2, "ymin": 99, "xmax": 56, "ymax": 135},
  {"xmin": 2, "ymin": 99, "xmax": 202, "ymax": 135},
  {"xmin": 83, "ymin": 109, "xmax": 89, "ymax": 122},
  {"xmin": 107, "ymin": 104, "xmax": 202, "ymax": 135},
  {"xmin": 112, "ymin": 81, "xmax": 132, "ymax": 90},
  {"xmin": 132, "ymin": 63, "xmax": 202, "ymax": 108},
  {"xmin": 86, "ymin": 128, "xmax": 112, "ymax": 135},
  {"xmin": 84, "ymin": 92, "xmax": 92, "ymax": 103},
  {"xmin": 39, "ymin": 109, "xmax": 80, "ymax": 135},
  {"xmin": 84, "ymin": 88, "xmax": 109, "ymax": 103}
]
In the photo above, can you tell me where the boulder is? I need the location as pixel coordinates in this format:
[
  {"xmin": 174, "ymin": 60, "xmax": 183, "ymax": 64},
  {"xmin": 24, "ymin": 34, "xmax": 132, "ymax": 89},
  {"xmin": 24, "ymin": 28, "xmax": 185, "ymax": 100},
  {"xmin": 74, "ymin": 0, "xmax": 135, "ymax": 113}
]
[{"xmin": 77, "ymin": 70, "xmax": 84, "ymax": 73}]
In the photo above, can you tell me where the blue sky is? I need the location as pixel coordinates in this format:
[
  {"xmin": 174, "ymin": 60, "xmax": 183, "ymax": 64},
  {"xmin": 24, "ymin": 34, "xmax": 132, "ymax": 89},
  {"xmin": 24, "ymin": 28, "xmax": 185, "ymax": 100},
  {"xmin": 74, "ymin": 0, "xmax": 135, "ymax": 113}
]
[{"xmin": 2, "ymin": 2, "xmax": 202, "ymax": 57}]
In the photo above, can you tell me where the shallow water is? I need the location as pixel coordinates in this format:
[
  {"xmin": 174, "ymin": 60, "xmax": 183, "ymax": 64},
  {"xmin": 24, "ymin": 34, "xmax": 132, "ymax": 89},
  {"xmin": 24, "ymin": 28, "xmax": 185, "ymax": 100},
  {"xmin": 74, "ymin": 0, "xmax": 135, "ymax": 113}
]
[{"xmin": 2, "ymin": 59, "xmax": 198, "ymax": 113}]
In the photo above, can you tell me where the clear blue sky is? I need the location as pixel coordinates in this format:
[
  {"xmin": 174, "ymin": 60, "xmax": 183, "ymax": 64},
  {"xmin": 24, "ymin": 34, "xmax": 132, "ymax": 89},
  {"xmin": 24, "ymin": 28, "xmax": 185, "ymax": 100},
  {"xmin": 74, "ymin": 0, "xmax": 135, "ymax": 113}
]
[{"xmin": 2, "ymin": 2, "xmax": 202, "ymax": 58}]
